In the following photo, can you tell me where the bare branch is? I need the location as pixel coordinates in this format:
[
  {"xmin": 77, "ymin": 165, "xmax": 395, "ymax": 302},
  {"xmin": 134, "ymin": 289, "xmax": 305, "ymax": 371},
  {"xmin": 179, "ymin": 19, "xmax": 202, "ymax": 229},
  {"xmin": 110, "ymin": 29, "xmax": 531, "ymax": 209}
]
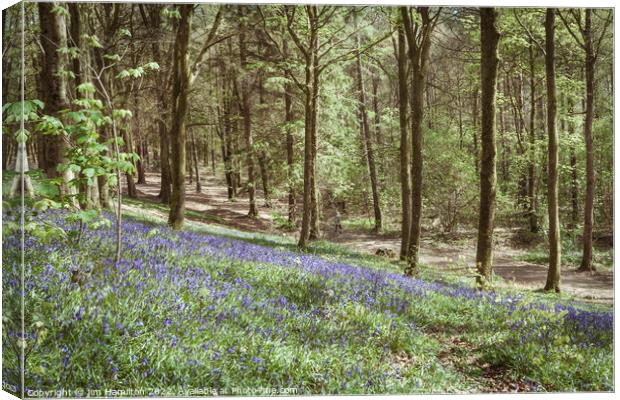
[
  {"xmin": 558, "ymin": 10, "xmax": 585, "ymax": 49},
  {"xmin": 513, "ymin": 9, "xmax": 546, "ymax": 55}
]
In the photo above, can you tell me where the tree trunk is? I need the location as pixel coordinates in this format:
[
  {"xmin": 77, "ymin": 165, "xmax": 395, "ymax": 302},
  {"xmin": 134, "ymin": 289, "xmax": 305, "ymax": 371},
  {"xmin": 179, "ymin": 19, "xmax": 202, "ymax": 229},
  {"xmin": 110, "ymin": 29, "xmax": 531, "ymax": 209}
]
[
  {"xmin": 472, "ymin": 89, "xmax": 480, "ymax": 174},
  {"xmin": 544, "ymin": 8, "xmax": 561, "ymax": 292},
  {"xmin": 397, "ymin": 24, "xmax": 411, "ymax": 261},
  {"xmin": 528, "ymin": 41, "xmax": 538, "ymax": 233},
  {"xmin": 136, "ymin": 139, "xmax": 147, "ymax": 184},
  {"xmin": 355, "ymin": 27, "xmax": 382, "ymax": 232},
  {"xmin": 475, "ymin": 7, "xmax": 500, "ymax": 288},
  {"xmin": 238, "ymin": 6, "xmax": 258, "ymax": 218},
  {"xmin": 187, "ymin": 141, "xmax": 194, "ymax": 184},
  {"xmin": 122, "ymin": 128, "xmax": 138, "ymax": 198},
  {"xmin": 579, "ymin": 9, "xmax": 595, "ymax": 272},
  {"xmin": 210, "ymin": 128, "xmax": 216, "ymax": 174},
  {"xmin": 38, "ymin": 2, "xmax": 70, "ymax": 179},
  {"xmin": 284, "ymin": 41, "xmax": 297, "ymax": 225},
  {"xmin": 220, "ymin": 99, "xmax": 235, "ymax": 201},
  {"xmin": 401, "ymin": 7, "xmax": 434, "ymax": 274},
  {"xmin": 168, "ymin": 5, "xmax": 192, "ymax": 229},
  {"xmin": 372, "ymin": 75, "xmax": 385, "ymax": 180},
  {"xmin": 190, "ymin": 127, "xmax": 201, "ymax": 192},
  {"xmin": 146, "ymin": 4, "xmax": 171, "ymax": 203},
  {"xmin": 134, "ymin": 91, "xmax": 146, "ymax": 185},
  {"xmin": 258, "ymin": 151, "xmax": 271, "ymax": 207},
  {"xmin": 298, "ymin": 8, "xmax": 319, "ymax": 248},
  {"xmin": 68, "ymin": 3, "xmax": 82, "ymax": 99},
  {"xmin": 158, "ymin": 119, "xmax": 172, "ymax": 202},
  {"xmin": 568, "ymin": 98, "xmax": 579, "ymax": 228},
  {"xmin": 308, "ymin": 30, "xmax": 321, "ymax": 241}
]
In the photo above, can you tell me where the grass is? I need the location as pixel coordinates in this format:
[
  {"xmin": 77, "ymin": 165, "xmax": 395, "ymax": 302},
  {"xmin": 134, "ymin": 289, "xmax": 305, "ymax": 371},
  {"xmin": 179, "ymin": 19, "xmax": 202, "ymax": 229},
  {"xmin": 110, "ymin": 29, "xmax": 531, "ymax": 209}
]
[
  {"xmin": 518, "ymin": 234, "xmax": 613, "ymax": 272},
  {"xmin": 123, "ymin": 196, "xmax": 223, "ymax": 225},
  {"xmin": 2, "ymin": 205, "xmax": 613, "ymax": 395}
]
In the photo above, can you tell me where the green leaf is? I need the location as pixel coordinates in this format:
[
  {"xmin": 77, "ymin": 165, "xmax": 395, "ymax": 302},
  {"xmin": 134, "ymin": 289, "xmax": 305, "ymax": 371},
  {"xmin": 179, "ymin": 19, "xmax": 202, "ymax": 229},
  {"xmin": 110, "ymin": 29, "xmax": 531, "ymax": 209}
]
[
  {"xmin": 77, "ymin": 82, "xmax": 96, "ymax": 95},
  {"xmin": 82, "ymin": 168, "xmax": 96, "ymax": 178}
]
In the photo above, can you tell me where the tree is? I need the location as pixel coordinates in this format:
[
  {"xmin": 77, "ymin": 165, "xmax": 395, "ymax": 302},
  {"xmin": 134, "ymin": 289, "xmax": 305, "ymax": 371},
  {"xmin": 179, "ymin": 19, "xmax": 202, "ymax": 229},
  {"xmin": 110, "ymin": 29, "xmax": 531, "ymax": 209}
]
[
  {"xmin": 397, "ymin": 23, "xmax": 411, "ymax": 260},
  {"xmin": 475, "ymin": 8, "xmax": 500, "ymax": 288},
  {"xmin": 167, "ymin": 4, "xmax": 193, "ymax": 229},
  {"xmin": 139, "ymin": 4, "xmax": 172, "ymax": 203},
  {"xmin": 38, "ymin": 2, "xmax": 73, "ymax": 191},
  {"xmin": 527, "ymin": 39, "xmax": 539, "ymax": 233},
  {"xmin": 558, "ymin": 8, "xmax": 612, "ymax": 272},
  {"xmin": 354, "ymin": 20, "xmax": 382, "ymax": 232},
  {"xmin": 283, "ymin": 40, "xmax": 297, "ymax": 226},
  {"xmin": 237, "ymin": 6, "xmax": 258, "ymax": 217},
  {"xmin": 544, "ymin": 8, "xmax": 561, "ymax": 292},
  {"xmin": 401, "ymin": 6, "xmax": 439, "ymax": 275},
  {"xmin": 168, "ymin": 5, "xmax": 224, "ymax": 229}
]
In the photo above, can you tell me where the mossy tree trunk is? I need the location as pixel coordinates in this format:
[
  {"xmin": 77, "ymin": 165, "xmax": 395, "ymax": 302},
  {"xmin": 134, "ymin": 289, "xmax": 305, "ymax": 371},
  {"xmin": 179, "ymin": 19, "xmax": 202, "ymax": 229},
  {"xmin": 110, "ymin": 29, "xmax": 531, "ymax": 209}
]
[{"xmin": 475, "ymin": 7, "xmax": 500, "ymax": 288}]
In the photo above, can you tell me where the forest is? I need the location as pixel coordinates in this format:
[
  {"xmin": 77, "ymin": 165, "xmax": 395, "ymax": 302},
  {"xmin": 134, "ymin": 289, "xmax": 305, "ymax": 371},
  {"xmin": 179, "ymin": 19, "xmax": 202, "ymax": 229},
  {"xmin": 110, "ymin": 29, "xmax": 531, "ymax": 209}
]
[{"xmin": 1, "ymin": 1, "xmax": 614, "ymax": 395}]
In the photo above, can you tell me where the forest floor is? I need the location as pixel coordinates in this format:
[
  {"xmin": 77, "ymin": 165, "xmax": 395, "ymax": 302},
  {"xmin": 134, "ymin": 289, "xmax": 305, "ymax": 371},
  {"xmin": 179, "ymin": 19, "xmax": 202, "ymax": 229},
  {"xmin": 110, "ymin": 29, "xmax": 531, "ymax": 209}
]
[{"xmin": 126, "ymin": 171, "xmax": 613, "ymax": 304}]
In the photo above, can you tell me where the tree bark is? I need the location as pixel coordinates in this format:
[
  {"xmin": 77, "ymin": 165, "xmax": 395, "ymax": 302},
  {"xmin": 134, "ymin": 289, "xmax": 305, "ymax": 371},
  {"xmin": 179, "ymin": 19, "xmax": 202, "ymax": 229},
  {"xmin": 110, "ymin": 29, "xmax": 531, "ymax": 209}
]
[
  {"xmin": 568, "ymin": 97, "xmax": 579, "ymax": 228},
  {"xmin": 168, "ymin": 5, "xmax": 192, "ymax": 229},
  {"xmin": 258, "ymin": 151, "xmax": 271, "ymax": 207},
  {"xmin": 544, "ymin": 8, "xmax": 561, "ymax": 292},
  {"xmin": 475, "ymin": 7, "xmax": 500, "ymax": 288},
  {"xmin": 38, "ymin": 2, "xmax": 70, "ymax": 179},
  {"xmin": 528, "ymin": 41, "xmax": 538, "ymax": 233},
  {"xmin": 579, "ymin": 9, "xmax": 595, "ymax": 272},
  {"xmin": 308, "ymin": 25, "xmax": 321, "ymax": 241},
  {"xmin": 145, "ymin": 4, "xmax": 172, "ymax": 203},
  {"xmin": 238, "ymin": 6, "xmax": 258, "ymax": 218},
  {"xmin": 189, "ymin": 127, "xmax": 201, "ymax": 192},
  {"xmin": 284, "ymin": 41, "xmax": 297, "ymax": 225},
  {"xmin": 355, "ymin": 26, "xmax": 382, "ymax": 232},
  {"xmin": 68, "ymin": 3, "xmax": 82, "ymax": 99},
  {"xmin": 158, "ymin": 119, "xmax": 172, "ymax": 202},
  {"xmin": 401, "ymin": 6, "xmax": 434, "ymax": 274},
  {"xmin": 298, "ymin": 6, "xmax": 320, "ymax": 248},
  {"xmin": 472, "ymin": 89, "xmax": 480, "ymax": 174},
  {"xmin": 122, "ymin": 127, "xmax": 138, "ymax": 198},
  {"xmin": 397, "ymin": 24, "xmax": 411, "ymax": 260}
]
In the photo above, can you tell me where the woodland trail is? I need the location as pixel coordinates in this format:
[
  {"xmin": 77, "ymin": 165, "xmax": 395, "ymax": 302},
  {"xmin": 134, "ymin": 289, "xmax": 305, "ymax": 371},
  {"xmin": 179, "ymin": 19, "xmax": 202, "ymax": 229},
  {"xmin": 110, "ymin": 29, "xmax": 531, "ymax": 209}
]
[{"xmin": 126, "ymin": 171, "xmax": 613, "ymax": 304}]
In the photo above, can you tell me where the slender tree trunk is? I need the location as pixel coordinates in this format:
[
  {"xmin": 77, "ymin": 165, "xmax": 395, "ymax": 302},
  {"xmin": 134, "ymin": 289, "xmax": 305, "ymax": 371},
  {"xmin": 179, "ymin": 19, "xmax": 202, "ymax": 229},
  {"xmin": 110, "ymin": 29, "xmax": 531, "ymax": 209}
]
[
  {"xmin": 308, "ymin": 35, "xmax": 321, "ymax": 241},
  {"xmin": 475, "ymin": 7, "xmax": 500, "ymax": 288},
  {"xmin": 355, "ymin": 27, "xmax": 382, "ymax": 232},
  {"xmin": 68, "ymin": 3, "xmax": 82, "ymax": 99},
  {"xmin": 579, "ymin": 9, "xmax": 595, "ymax": 272},
  {"xmin": 472, "ymin": 89, "xmax": 480, "ymax": 174},
  {"xmin": 210, "ymin": 128, "xmax": 216, "ymax": 174},
  {"xmin": 544, "ymin": 8, "xmax": 561, "ymax": 292},
  {"xmin": 397, "ymin": 24, "xmax": 411, "ymax": 260},
  {"xmin": 238, "ymin": 6, "xmax": 258, "ymax": 218},
  {"xmin": 568, "ymin": 98, "xmax": 579, "ymax": 228},
  {"xmin": 147, "ymin": 4, "xmax": 172, "ymax": 203},
  {"xmin": 168, "ymin": 5, "xmax": 192, "ymax": 229},
  {"xmin": 284, "ymin": 41, "xmax": 297, "ymax": 225},
  {"xmin": 158, "ymin": 119, "xmax": 172, "ymax": 202},
  {"xmin": 133, "ymin": 92, "xmax": 146, "ymax": 185},
  {"xmin": 258, "ymin": 152, "xmax": 271, "ymax": 207},
  {"xmin": 136, "ymin": 139, "xmax": 147, "ymax": 184},
  {"xmin": 122, "ymin": 128, "xmax": 138, "ymax": 198},
  {"xmin": 528, "ymin": 41, "xmax": 538, "ymax": 232},
  {"xmin": 372, "ymin": 75, "xmax": 385, "ymax": 180},
  {"xmin": 187, "ymin": 141, "xmax": 194, "ymax": 185},
  {"xmin": 190, "ymin": 127, "xmax": 201, "ymax": 192}
]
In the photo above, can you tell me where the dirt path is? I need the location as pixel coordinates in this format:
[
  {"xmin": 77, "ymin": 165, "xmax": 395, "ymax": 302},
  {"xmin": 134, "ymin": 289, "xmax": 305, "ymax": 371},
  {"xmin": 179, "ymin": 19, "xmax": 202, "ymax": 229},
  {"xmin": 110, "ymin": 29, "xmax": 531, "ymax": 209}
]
[{"xmin": 128, "ymin": 171, "xmax": 613, "ymax": 303}]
